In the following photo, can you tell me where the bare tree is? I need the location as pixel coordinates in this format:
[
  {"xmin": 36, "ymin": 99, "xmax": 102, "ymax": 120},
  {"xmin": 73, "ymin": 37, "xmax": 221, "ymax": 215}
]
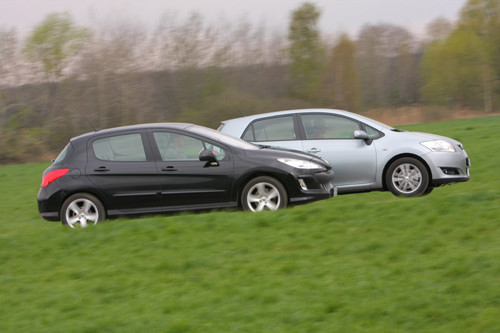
[
  {"xmin": 425, "ymin": 17, "xmax": 454, "ymax": 42},
  {"xmin": 356, "ymin": 23, "xmax": 418, "ymax": 108},
  {"xmin": 75, "ymin": 16, "xmax": 152, "ymax": 128}
]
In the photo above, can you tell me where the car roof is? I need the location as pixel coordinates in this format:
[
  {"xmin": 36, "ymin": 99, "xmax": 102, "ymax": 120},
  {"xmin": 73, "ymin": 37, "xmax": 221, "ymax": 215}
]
[
  {"xmin": 219, "ymin": 108, "xmax": 393, "ymax": 135},
  {"xmin": 71, "ymin": 123, "xmax": 195, "ymax": 142},
  {"xmin": 221, "ymin": 108, "xmax": 372, "ymax": 125}
]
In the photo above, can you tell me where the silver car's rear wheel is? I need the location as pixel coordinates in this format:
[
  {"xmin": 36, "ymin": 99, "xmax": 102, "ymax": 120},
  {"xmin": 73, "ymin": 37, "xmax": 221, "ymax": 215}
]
[
  {"xmin": 386, "ymin": 157, "xmax": 429, "ymax": 197},
  {"xmin": 61, "ymin": 193, "xmax": 105, "ymax": 228},
  {"xmin": 241, "ymin": 176, "xmax": 287, "ymax": 212}
]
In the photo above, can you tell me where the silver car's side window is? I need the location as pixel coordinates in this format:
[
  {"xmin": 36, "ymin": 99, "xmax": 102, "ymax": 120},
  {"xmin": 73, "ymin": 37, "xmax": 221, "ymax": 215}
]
[
  {"xmin": 93, "ymin": 134, "xmax": 147, "ymax": 161},
  {"xmin": 302, "ymin": 114, "xmax": 360, "ymax": 139},
  {"xmin": 364, "ymin": 125, "xmax": 383, "ymax": 139},
  {"xmin": 243, "ymin": 116, "xmax": 296, "ymax": 142}
]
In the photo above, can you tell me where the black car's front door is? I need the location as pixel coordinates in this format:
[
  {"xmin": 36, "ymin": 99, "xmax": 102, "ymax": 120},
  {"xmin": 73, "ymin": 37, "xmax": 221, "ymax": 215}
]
[{"xmin": 149, "ymin": 131, "xmax": 235, "ymax": 210}]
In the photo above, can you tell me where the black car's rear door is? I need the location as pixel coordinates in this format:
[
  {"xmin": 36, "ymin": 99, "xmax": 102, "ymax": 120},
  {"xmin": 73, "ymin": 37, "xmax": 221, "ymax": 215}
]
[
  {"xmin": 85, "ymin": 131, "xmax": 164, "ymax": 214},
  {"xmin": 149, "ymin": 130, "xmax": 235, "ymax": 209}
]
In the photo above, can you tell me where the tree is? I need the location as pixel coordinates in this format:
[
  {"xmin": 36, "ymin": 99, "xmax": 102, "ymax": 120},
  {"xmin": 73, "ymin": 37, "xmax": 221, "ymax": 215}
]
[
  {"xmin": 458, "ymin": 0, "xmax": 500, "ymax": 112},
  {"xmin": 425, "ymin": 17, "xmax": 454, "ymax": 42},
  {"xmin": 21, "ymin": 12, "xmax": 89, "ymax": 148},
  {"xmin": 324, "ymin": 34, "xmax": 360, "ymax": 110},
  {"xmin": 421, "ymin": 28, "xmax": 490, "ymax": 108},
  {"xmin": 356, "ymin": 24, "xmax": 418, "ymax": 108},
  {"xmin": 76, "ymin": 15, "xmax": 151, "ymax": 128},
  {"xmin": 288, "ymin": 2, "xmax": 325, "ymax": 102},
  {"xmin": 421, "ymin": 0, "xmax": 499, "ymax": 112},
  {"xmin": 23, "ymin": 12, "xmax": 88, "ymax": 82}
]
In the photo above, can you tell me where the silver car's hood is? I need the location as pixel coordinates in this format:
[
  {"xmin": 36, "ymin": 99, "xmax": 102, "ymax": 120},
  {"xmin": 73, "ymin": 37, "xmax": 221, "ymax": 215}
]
[{"xmin": 404, "ymin": 131, "xmax": 461, "ymax": 145}]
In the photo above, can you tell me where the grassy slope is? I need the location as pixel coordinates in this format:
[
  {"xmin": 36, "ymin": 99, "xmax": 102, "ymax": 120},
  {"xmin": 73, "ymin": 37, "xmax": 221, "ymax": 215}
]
[{"xmin": 0, "ymin": 116, "xmax": 499, "ymax": 332}]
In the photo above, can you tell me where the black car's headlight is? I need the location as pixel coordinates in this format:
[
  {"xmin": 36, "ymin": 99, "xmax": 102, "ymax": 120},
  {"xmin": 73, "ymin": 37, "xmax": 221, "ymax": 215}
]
[{"xmin": 277, "ymin": 158, "xmax": 324, "ymax": 170}]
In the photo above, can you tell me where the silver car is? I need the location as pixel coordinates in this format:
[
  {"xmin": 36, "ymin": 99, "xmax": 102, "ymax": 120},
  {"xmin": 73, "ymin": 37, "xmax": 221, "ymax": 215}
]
[{"xmin": 218, "ymin": 109, "xmax": 471, "ymax": 197}]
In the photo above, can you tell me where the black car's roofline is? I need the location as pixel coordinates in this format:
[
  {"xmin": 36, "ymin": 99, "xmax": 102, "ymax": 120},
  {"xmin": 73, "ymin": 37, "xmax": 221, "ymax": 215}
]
[{"xmin": 71, "ymin": 123, "xmax": 195, "ymax": 141}]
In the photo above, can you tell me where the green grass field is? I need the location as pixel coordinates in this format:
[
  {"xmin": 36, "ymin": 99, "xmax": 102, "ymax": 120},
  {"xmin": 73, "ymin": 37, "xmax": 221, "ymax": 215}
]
[{"xmin": 1, "ymin": 116, "xmax": 499, "ymax": 332}]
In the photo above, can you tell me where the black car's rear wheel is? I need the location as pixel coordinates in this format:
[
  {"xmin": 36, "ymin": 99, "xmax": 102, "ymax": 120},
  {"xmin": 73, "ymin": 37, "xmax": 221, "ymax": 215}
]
[
  {"xmin": 61, "ymin": 193, "xmax": 105, "ymax": 228},
  {"xmin": 386, "ymin": 157, "xmax": 429, "ymax": 197},
  {"xmin": 241, "ymin": 176, "xmax": 287, "ymax": 212}
]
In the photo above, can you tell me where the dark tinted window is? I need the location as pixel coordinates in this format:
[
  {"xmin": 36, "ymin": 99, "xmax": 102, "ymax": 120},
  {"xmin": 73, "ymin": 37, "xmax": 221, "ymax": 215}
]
[
  {"xmin": 53, "ymin": 144, "xmax": 70, "ymax": 164},
  {"xmin": 93, "ymin": 134, "xmax": 146, "ymax": 161},
  {"xmin": 243, "ymin": 116, "xmax": 296, "ymax": 142}
]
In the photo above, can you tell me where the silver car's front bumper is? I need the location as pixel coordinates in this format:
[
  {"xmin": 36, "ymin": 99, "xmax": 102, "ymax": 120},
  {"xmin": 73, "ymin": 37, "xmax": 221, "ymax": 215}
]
[{"xmin": 424, "ymin": 149, "xmax": 471, "ymax": 186}]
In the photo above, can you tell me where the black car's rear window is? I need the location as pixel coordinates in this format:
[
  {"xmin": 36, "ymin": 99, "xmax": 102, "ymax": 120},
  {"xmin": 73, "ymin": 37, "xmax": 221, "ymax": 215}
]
[
  {"xmin": 92, "ymin": 134, "xmax": 147, "ymax": 161},
  {"xmin": 53, "ymin": 144, "xmax": 71, "ymax": 164}
]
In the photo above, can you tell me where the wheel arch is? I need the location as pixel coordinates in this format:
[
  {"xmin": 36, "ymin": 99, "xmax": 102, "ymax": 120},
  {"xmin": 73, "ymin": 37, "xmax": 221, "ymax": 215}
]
[
  {"xmin": 236, "ymin": 171, "xmax": 290, "ymax": 209},
  {"xmin": 59, "ymin": 189, "xmax": 108, "ymax": 218},
  {"xmin": 381, "ymin": 153, "xmax": 433, "ymax": 191}
]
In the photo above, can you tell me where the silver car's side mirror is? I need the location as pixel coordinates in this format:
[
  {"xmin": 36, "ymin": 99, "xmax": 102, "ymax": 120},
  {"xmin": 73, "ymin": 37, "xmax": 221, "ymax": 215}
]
[{"xmin": 354, "ymin": 130, "xmax": 373, "ymax": 145}]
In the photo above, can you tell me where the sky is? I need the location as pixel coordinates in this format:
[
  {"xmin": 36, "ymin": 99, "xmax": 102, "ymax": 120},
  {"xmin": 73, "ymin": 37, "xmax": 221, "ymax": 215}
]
[{"xmin": 2, "ymin": 0, "xmax": 467, "ymax": 37}]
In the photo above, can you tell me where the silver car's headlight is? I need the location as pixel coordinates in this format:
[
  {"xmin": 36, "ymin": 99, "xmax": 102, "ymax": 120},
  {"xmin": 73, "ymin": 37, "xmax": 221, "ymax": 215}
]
[
  {"xmin": 421, "ymin": 140, "xmax": 455, "ymax": 152},
  {"xmin": 278, "ymin": 158, "xmax": 323, "ymax": 169}
]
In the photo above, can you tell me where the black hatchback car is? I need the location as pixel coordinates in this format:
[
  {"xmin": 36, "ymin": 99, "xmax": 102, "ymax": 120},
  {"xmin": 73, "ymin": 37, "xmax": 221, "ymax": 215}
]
[{"xmin": 38, "ymin": 123, "xmax": 335, "ymax": 227}]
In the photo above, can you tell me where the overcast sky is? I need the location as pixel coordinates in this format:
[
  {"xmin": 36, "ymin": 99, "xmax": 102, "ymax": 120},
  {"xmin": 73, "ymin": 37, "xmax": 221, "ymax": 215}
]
[{"xmin": 2, "ymin": 0, "xmax": 467, "ymax": 37}]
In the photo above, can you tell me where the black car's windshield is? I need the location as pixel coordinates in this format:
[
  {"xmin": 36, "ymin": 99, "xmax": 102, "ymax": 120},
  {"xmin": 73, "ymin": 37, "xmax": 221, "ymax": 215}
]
[{"xmin": 187, "ymin": 125, "xmax": 259, "ymax": 150}]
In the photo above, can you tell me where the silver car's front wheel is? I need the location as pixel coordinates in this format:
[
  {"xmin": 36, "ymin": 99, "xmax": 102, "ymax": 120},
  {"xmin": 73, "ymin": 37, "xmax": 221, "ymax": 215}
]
[
  {"xmin": 386, "ymin": 157, "xmax": 429, "ymax": 197},
  {"xmin": 61, "ymin": 193, "xmax": 105, "ymax": 228},
  {"xmin": 241, "ymin": 176, "xmax": 287, "ymax": 212}
]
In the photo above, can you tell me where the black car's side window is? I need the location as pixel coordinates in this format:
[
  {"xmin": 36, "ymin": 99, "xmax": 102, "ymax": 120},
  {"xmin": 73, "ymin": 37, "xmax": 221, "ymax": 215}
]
[
  {"xmin": 153, "ymin": 132, "xmax": 227, "ymax": 162},
  {"xmin": 302, "ymin": 114, "xmax": 361, "ymax": 139},
  {"xmin": 242, "ymin": 116, "xmax": 296, "ymax": 142},
  {"xmin": 154, "ymin": 132, "xmax": 201, "ymax": 161},
  {"xmin": 93, "ymin": 134, "xmax": 147, "ymax": 161}
]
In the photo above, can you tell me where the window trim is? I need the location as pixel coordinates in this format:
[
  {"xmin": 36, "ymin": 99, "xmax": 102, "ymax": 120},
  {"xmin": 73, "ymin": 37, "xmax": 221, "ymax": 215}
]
[
  {"xmin": 298, "ymin": 112, "xmax": 384, "ymax": 141},
  {"xmin": 89, "ymin": 131, "xmax": 154, "ymax": 162},
  {"xmin": 147, "ymin": 129, "xmax": 232, "ymax": 163},
  {"xmin": 241, "ymin": 114, "xmax": 301, "ymax": 142}
]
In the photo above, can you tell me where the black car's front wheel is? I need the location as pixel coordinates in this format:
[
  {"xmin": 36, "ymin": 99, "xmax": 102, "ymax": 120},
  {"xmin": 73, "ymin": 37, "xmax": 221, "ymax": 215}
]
[
  {"xmin": 241, "ymin": 176, "xmax": 287, "ymax": 212},
  {"xmin": 386, "ymin": 157, "xmax": 429, "ymax": 197},
  {"xmin": 61, "ymin": 193, "xmax": 105, "ymax": 228}
]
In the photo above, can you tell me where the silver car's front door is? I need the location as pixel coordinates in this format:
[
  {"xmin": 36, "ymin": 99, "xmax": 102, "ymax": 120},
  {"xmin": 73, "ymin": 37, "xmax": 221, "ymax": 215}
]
[
  {"xmin": 303, "ymin": 139, "xmax": 376, "ymax": 188},
  {"xmin": 300, "ymin": 114, "xmax": 377, "ymax": 190}
]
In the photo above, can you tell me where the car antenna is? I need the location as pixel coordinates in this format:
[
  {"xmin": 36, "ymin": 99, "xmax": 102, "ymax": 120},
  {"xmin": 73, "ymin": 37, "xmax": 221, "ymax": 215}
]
[{"xmin": 73, "ymin": 107, "xmax": 100, "ymax": 132}]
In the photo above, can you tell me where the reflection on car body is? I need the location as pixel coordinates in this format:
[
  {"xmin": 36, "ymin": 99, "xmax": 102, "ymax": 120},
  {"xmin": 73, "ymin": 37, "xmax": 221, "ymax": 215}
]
[
  {"xmin": 37, "ymin": 123, "xmax": 335, "ymax": 228},
  {"xmin": 219, "ymin": 109, "xmax": 470, "ymax": 197}
]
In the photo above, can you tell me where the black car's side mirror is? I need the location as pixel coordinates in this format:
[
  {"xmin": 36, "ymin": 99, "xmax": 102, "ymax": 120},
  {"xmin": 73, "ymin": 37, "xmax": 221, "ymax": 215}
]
[
  {"xmin": 354, "ymin": 130, "xmax": 373, "ymax": 145},
  {"xmin": 199, "ymin": 149, "xmax": 219, "ymax": 167}
]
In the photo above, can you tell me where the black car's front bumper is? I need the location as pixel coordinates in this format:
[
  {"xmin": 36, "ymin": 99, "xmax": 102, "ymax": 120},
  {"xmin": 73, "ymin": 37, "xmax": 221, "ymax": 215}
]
[{"xmin": 289, "ymin": 169, "xmax": 335, "ymax": 205}]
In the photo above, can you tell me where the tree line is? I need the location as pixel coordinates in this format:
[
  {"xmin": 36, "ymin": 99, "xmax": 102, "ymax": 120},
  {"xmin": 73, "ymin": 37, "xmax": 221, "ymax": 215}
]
[{"xmin": 0, "ymin": 0, "xmax": 498, "ymax": 163}]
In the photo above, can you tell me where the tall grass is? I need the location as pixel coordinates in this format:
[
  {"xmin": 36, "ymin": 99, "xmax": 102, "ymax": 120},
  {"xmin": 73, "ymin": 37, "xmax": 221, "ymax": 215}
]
[{"xmin": 0, "ymin": 116, "xmax": 499, "ymax": 332}]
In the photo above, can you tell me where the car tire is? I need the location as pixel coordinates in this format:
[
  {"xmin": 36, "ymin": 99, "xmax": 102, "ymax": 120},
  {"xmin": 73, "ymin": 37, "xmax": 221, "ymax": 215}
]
[
  {"xmin": 241, "ymin": 176, "xmax": 288, "ymax": 212},
  {"xmin": 386, "ymin": 157, "xmax": 430, "ymax": 197},
  {"xmin": 61, "ymin": 193, "xmax": 106, "ymax": 228}
]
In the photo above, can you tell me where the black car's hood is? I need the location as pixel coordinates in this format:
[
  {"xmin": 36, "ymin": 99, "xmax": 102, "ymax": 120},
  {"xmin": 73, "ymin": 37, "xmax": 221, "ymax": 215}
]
[{"xmin": 244, "ymin": 146, "xmax": 331, "ymax": 169}]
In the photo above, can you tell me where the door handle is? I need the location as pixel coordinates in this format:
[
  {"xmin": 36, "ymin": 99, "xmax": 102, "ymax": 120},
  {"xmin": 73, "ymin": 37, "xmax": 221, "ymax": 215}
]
[
  {"xmin": 94, "ymin": 166, "xmax": 110, "ymax": 172},
  {"xmin": 307, "ymin": 148, "xmax": 321, "ymax": 154},
  {"xmin": 161, "ymin": 166, "xmax": 177, "ymax": 172}
]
